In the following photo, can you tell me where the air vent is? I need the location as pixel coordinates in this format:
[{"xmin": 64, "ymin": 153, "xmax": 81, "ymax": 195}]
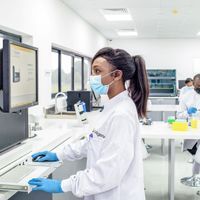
[
  {"xmin": 119, "ymin": 29, "xmax": 135, "ymax": 32},
  {"xmin": 100, "ymin": 8, "xmax": 132, "ymax": 21},
  {"xmin": 102, "ymin": 8, "xmax": 129, "ymax": 14}
]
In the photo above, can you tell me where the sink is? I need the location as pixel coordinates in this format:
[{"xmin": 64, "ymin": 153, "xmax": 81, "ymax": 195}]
[
  {"xmin": 43, "ymin": 105, "xmax": 76, "ymax": 119},
  {"xmin": 45, "ymin": 113, "xmax": 76, "ymax": 119}
]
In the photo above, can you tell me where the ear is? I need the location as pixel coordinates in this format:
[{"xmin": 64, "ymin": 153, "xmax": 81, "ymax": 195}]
[{"xmin": 113, "ymin": 70, "xmax": 123, "ymax": 81}]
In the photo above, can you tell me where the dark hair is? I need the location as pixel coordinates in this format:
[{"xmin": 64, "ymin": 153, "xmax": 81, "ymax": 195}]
[
  {"xmin": 185, "ymin": 78, "xmax": 193, "ymax": 84},
  {"xmin": 193, "ymin": 74, "xmax": 200, "ymax": 81},
  {"xmin": 92, "ymin": 47, "xmax": 149, "ymax": 118}
]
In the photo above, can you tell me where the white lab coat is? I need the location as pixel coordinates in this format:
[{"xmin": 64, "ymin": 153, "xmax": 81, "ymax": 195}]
[
  {"xmin": 179, "ymin": 86, "xmax": 194, "ymax": 102},
  {"xmin": 177, "ymin": 89, "xmax": 200, "ymax": 150},
  {"xmin": 56, "ymin": 90, "xmax": 145, "ymax": 200}
]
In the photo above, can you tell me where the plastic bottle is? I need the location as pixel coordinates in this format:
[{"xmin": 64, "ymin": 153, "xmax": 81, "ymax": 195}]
[{"xmin": 191, "ymin": 113, "xmax": 198, "ymax": 129}]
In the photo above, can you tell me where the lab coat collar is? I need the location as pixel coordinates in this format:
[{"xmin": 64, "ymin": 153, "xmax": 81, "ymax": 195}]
[{"xmin": 103, "ymin": 90, "xmax": 129, "ymax": 112}]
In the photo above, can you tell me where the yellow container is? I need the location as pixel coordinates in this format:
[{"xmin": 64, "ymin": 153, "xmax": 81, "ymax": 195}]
[
  {"xmin": 191, "ymin": 119, "xmax": 198, "ymax": 128},
  {"xmin": 198, "ymin": 120, "xmax": 200, "ymax": 125},
  {"xmin": 172, "ymin": 121, "xmax": 188, "ymax": 131}
]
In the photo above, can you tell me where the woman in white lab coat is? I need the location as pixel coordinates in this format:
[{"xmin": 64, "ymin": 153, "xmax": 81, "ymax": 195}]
[
  {"xmin": 177, "ymin": 74, "xmax": 200, "ymax": 152},
  {"xmin": 29, "ymin": 47, "xmax": 149, "ymax": 200}
]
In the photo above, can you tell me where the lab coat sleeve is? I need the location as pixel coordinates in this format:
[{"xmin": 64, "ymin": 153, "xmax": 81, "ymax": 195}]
[
  {"xmin": 177, "ymin": 98, "xmax": 188, "ymax": 119},
  {"xmin": 56, "ymin": 137, "xmax": 89, "ymax": 161},
  {"xmin": 60, "ymin": 114, "xmax": 135, "ymax": 197}
]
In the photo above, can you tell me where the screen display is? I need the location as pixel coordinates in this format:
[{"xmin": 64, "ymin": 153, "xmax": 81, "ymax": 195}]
[
  {"xmin": 10, "ymin": 44, "xmax": 37, "ymax": 109},
  {"xmin": 0, "ymin": 109, "xmax": 28, "ymax": 153}
]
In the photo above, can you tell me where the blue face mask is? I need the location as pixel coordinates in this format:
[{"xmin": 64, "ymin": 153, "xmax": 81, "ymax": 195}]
[{"xmin": 89, "ymin": 72, "xmax": 115, "ymax": 95}]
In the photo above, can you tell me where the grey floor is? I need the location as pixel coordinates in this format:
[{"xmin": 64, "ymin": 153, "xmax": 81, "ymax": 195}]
[{"xmin": 144, "ymin": 139, "xmax": 200, "ymax": 200}]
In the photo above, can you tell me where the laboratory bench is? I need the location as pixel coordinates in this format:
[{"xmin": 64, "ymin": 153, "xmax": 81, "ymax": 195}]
[
  {"xmin": 0, "ymin": 118, "xmax": 86, "ymax": 200},
  {"xmin": 148, "ymin": 96, "xmax": 179, "ymax": 122},
  {"xmin": 141, "ymin": 121, "xmax": 200, "ymax": 200},
  {"xmin": 0, "ymin": 110, "xmax": 199, "ymax": 200}
]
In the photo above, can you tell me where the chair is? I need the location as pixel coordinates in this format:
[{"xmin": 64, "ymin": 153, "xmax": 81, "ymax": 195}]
[
  {"xmin": 181, "ymin": 146, "xmax": 200, "ymax": 195},
  {"xmin": 180, "ymin": 161, "xmax": 200, "ymax": 187}
]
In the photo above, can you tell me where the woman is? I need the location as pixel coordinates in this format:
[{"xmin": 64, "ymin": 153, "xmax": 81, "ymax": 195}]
[{"xmin": 29, "ymin": 47, "xmax": 149, "ymax": 200}]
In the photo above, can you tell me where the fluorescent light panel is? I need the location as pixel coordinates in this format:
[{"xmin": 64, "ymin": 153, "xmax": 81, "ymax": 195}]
[{"xmin": 104, "ymin": 14, "xmax": 132, "ymax": 21}]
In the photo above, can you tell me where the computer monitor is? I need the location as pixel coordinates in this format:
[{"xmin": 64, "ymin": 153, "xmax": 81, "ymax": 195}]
[
  {"xmin": 67, "ymin": 91, "xmax": 92, "ymax": 112},
  {"xmin": 0, "ymin": 39, "xmax": 38, "ymax": 112},
  {"xmin": 178, "ymin": 80, "xmax": 185, "ymax": 89},
  {"xmin": 0, "ymin": 109, "xmax": 28, "ymax": 153}
]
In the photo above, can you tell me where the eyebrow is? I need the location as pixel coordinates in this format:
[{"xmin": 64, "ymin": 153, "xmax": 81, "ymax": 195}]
[{"xmin": 92, "ymin": 65, "xmax": 102, "ymax": 69}]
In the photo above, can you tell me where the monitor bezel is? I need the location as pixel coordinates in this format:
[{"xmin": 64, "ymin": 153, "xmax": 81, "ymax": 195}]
[{"xmin": 2, "ymin": 39, "xmax": 38, "ymax": 112}]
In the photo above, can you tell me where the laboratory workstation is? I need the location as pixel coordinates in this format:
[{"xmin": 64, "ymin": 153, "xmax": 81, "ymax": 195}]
[{"xmin": 0, "ymin": 1, "xmax": 200, "ymax": 200}]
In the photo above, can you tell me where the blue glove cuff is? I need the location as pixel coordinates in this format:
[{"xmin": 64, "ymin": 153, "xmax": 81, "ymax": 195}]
[{"xmin": 52, "ymin": 153, "xmax": 59, "ymax": 161}]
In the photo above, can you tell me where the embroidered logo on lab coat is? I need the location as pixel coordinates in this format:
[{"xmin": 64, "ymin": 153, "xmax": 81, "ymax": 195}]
[{"xmin": 89, "ymin": 129, "xmax": 105, "ymax": 139}]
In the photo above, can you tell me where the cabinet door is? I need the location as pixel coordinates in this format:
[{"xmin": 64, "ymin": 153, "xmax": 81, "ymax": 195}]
[
  {"xmin": 148, "ymin": 98, "xmax": 177, "ymax": 121},
  {"xmin": 53, "ymin": 159, "xmax": 86, "ymax": 200},
  {"xmin": 149, "ymin": 98, "xmax": 177, "ymax": 105}
]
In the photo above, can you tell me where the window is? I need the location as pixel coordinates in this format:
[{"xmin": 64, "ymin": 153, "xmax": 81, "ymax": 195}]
[
  {"xmin": 51, "ymin": 50, "xmax": 59, "ymax": 95},
  {"xmin": 61, "ymin": 54, "xmax": 72, "ymax": 92},
  {"xmin": 83, "ymin": 58, "xmax": 91, "ymax": 90},
  {"xmin": 51, "ymin": 47, "xmax": 91, "ymax": 97},
  {"xmin": 74, "ymin": 56, "xmax": 82, "ymax": 90}
]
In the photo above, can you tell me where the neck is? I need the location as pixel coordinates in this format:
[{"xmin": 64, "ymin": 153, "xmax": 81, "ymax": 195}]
[{"xmin": 108, "ymin": 84, "xmax": 126, "ymax": 99}]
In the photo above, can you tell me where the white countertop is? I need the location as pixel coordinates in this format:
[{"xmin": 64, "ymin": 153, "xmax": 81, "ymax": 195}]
[
  {"xmin": 149, "ymin": 96, "xmax": 179, "ymax": 99},
  {"xmin": 147, "ymin": 104, "xmax": 179, "ymax": 112},
  {"xmin": 141, "ymin": 121, "xmax": 200, "ymax": 139}
]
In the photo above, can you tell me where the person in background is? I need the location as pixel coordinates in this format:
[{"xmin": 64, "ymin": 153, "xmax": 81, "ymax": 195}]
[
  {"xmin": 178, "ymin": 74, "xmax": 200, "ymax": 119},
  {"xmin": 177, "ymin": 74, "xmax": 200, "ymax": 163},
  {"xmin": 179, "ymin": 78, "xmax": 193, "ymax": 101},
  {"xmin": 28, "ymin": 47, "xmax": 149, "ymax": 200}
]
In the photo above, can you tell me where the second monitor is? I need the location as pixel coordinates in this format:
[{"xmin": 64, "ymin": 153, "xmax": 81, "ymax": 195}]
[{"xmin": 67, "ymin": 91, "xmax": 92, "ymax": 112}]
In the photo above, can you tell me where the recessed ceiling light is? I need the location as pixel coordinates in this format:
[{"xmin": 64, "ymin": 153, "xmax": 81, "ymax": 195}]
[
  {"xmin": 197, "ymin": 32, "xmax": 200, "ymax": 36},
  {"xmin": 100, "ymin": 8, "xmax": 132, "ymax": 21},
  {"xmin": 172, "ymin": 9, "xmax": 178, "ymax": 15},
  {"xmin": 117, "ymin": 29, "xmax": 138, "ymax": 36}
]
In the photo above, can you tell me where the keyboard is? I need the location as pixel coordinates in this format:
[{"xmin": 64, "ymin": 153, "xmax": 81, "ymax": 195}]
[{"xmin": 0, "ymin": 165, "xmax": 36, "ymax": 183}]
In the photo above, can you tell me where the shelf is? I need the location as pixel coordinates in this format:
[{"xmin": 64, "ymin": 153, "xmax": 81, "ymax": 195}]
[
  {"xmin": 148, "ymin": 77, "xmax": 176, "ymax": 80},
  {"xmin": 150, "ymin": 88, "xmax": 174, "ymax": 89}
]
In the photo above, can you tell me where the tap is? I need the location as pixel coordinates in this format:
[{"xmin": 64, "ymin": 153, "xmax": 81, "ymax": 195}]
[{"xmin": 55, "ymin": 92, "xmax": 67, "ymax": 114}]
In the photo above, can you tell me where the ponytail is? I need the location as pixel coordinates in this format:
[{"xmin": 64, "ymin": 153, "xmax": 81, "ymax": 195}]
[
  {"xmin": 92, "ymin": 47, "xmax": 149, "ymax": 118},
  {"xmin": 128, "ymin": 56, "xmax": 149, "ymax": 118}
]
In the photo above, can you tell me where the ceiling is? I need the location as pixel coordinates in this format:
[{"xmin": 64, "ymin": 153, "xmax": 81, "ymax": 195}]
[{"xmin": 62, "ymin": 0, "xmax": 200, "ymax": 39}]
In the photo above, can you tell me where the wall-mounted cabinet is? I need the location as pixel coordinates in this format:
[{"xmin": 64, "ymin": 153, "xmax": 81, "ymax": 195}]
[{"xmin": 147, "ymin": 69, "xmax": 176, "ymax": 97}]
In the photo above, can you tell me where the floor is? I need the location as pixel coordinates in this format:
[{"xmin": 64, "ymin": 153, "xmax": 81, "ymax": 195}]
[{"xmin": 144, "ymin": 139, "xmax": 200, "ymax": 200}]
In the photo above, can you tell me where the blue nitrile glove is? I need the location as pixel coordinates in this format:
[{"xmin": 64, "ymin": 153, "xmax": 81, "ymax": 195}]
[
  {"xmin": 32, "ymin": 151, "xmax": 59, "ymax": 162},
  {"xmin": 28, "ymin": 178, "xmax": 63, "ymax": 193},
  {"xmin": 187, "ymin": 107, "xmax": 197, "ymax": 115}
]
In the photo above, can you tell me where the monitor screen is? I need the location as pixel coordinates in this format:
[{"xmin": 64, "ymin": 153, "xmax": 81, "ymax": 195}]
[
  {"xmin": 2, "ymin": 39, "xmax": 38, "ymax": 112},
  {"xmin": 0, "ymin": 109, "xmax": 28, "ymax": 153},
  {"xmin": 178, "ymin": 80, "xmax": 185, "ymax": 89}
]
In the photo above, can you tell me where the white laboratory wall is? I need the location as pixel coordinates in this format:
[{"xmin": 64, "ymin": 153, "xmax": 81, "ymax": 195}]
[
  {"xmin": 108, "ymin": 39, "xmax": 200, "ymax": 81},
  {"xmin": 0, "ymin": 0, "xmax": 107, "ymax": 111}
]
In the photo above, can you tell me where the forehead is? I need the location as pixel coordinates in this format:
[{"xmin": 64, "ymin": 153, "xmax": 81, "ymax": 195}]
[
  {"xmin": 92, "ymin": 57, "xmax": 113, "ymax": 70},
  {"xmin": 194, "ymin": 78, "xmax": 200, "ymax": 86}
]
